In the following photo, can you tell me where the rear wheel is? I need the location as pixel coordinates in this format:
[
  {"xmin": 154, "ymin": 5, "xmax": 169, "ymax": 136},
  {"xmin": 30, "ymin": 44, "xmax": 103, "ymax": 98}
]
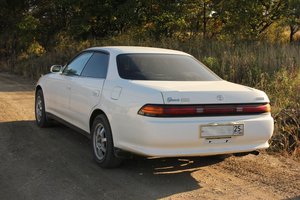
[
  {"xmin": 35, "ymin": 89, "xmax": 50, "ymax": 127},
  {"xmin": 91, "ymin": 115, "xmax": 122, "ymax": 168}
]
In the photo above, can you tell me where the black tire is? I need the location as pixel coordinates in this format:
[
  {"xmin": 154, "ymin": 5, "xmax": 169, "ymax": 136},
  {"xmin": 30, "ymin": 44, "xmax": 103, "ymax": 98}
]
[
  {"xmin": 35, "ymin": 89, "xmax": 50, "ymax": 127},
  {"xmin": 91, "ymin": 115, "xmax": 122, "ymax": 168}
]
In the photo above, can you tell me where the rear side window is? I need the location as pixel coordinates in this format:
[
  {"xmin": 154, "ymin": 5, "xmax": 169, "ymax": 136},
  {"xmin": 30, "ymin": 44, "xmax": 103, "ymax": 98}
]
[
  {"xmin": 63, "ymin": 52, "xmax": 93, "ymax": 76},
  {"xmin": 116, "ymin": 54, "xmax": 221, "ymax": 81},
  {"xmin": 81, "ymin": 52, "xmax": 109, "ymax": 78}
]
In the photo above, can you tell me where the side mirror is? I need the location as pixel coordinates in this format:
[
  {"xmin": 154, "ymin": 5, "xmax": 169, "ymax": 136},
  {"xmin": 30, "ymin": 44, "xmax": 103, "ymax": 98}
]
[{"xmin": 50, "ymin": 65, "xmax": 63, "ymax": 73}]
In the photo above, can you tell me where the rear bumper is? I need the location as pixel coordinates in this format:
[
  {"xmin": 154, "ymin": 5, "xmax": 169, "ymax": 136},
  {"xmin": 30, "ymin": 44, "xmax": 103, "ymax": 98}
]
[{"xmin": 114, "ymin": 113, "xmax": 274, "ymax": 157}]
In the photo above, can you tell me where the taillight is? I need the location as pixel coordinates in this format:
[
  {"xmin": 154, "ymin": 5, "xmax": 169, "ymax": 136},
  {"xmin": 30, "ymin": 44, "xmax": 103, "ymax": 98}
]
[{"xmin": 138, "ymin": 103, "xmax": 271, "ymax": 117}]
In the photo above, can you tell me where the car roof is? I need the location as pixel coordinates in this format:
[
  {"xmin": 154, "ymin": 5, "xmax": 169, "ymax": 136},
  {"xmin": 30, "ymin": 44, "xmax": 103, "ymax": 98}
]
[{"xmin": 86, "ymin": 46, "xmax": 190, "ymax": 56}]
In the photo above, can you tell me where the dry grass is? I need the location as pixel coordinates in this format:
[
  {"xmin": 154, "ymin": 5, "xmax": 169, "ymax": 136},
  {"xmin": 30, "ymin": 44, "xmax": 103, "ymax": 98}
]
[{"xmin": 7, "ymin": 36, "xmax": 300, "ymax": 157}]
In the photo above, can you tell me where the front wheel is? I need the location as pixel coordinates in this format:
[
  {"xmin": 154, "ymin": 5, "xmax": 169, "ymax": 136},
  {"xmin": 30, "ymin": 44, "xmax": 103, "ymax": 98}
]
[
  {"xmin": 91, "ymin": 115, "xmax": 122, "ymax": 168},
  {"xmin": 35, "ymin": 89, "xmax": 50, "ymax": 127}
]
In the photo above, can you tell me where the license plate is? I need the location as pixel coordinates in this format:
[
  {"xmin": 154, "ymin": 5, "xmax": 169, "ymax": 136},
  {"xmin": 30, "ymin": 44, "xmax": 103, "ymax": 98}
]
[{"xmin": 200, "ymin": 124, "xmax": 244, "ymax": 138}]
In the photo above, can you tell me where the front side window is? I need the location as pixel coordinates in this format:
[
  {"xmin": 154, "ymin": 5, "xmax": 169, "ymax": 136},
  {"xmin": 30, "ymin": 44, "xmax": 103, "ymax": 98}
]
[
  {"xmin": 116, "ymin": 54, "xmax": 221, "ymax": 81},
  {"xmin": 81, "ymin": 52, "xmax": 109, "ymax": 78},
  {"xmin": 63, "ymin": 52, "xmax": 93, "ymax": 76}
]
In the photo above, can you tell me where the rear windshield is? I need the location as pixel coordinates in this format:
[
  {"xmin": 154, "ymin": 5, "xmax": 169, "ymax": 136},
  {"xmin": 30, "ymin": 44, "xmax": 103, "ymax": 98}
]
[{"xmin": 116, "ymin": 54, "xmax": 221, "ymax": 81}]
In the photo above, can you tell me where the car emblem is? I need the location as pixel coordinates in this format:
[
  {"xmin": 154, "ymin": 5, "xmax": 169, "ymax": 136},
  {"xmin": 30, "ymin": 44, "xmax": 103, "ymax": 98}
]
[
  {"xmin": 216, "ymin": 95, "xmax": 224, "ymax": 101},
  {"xmin": 167, "ymin": 97, "xmax": 180, "ymax": 103}
]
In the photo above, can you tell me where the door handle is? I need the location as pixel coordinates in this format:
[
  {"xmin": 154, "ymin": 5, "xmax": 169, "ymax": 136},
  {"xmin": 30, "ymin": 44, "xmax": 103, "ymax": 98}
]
[{"xmin": 67, "ymin": 85, "xmax": 71, "ymax": 90}]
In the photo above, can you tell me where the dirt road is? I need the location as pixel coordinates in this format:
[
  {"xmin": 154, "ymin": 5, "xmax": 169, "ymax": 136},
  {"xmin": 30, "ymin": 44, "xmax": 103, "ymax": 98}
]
[{"xmin": 0, "ymin": 73, "xmax": 299, "ymax": 200}]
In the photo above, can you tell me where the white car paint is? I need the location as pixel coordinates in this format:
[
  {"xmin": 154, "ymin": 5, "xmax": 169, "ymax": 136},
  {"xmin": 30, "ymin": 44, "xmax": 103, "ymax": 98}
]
[
  {"xmin": 36, "ymin": 46, "xmax": 274, "ymax": 157},
  {"xmin": 131, "ymin": 80, "xmax": 267, "ymax": 104}
]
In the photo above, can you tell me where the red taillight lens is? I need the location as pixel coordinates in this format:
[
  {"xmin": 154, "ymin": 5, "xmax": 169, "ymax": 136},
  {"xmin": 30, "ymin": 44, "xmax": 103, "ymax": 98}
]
[
  {"xmin": 138, "ymin": 103, "xmax": 271, "ymax": 117},
  {"xmin": 241, "ymin": 104, "xmax": 271, "ymax": 113},
  {"xmin": 164, "ymin": 107, "xmax": 196, "ymax": 115},
  {"xmin": 203, "ymin": 106, "xmax": 235, "ymax": 114}
]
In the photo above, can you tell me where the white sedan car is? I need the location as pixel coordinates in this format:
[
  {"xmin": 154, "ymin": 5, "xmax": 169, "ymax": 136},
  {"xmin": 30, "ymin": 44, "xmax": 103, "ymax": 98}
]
[{"xmin": 35, "ymin": 46, "xmax": 274, "ymax": 168}]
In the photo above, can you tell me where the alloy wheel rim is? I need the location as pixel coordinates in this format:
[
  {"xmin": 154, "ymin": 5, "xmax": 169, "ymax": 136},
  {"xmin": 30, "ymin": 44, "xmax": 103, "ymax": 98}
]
[
  {"xmin": 93, "ymin": 123, "xmax": 107, "ymax": 160},
  {"xmin": 36, "ymin": 95, "xmax": 43, "ymax": 122}
]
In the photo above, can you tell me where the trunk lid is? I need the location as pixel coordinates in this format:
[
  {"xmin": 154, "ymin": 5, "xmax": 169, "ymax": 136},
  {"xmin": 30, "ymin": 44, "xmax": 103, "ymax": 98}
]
[{"xmin": 131, "ymin": 80, "xmax": 269, "ymax": 104}]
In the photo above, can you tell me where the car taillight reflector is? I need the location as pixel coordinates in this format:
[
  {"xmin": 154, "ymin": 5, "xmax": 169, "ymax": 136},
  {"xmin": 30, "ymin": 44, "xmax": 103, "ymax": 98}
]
[{"xmin": 138, "ymin": 103, "xmax": 271, "ymax": 117}]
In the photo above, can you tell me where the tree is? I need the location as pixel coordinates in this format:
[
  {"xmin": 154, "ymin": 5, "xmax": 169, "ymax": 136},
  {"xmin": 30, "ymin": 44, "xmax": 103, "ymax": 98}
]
[
  {"xmin": 0, "ymin": 0, "xmax": 32, "ymax": 69},
  {"xmin": 214, "ymin": 0, "xmax": 285, "ymax": 40},
  {"xmin": 286, "ymin": 0, "xmax": 300, "ymax": 43}
]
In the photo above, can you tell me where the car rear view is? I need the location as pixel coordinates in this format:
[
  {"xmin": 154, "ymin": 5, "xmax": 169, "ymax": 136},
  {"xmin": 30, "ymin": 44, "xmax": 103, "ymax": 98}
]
[{"xmin": 114, "ymin": 51, "xmax": 274, "ymax": 157}]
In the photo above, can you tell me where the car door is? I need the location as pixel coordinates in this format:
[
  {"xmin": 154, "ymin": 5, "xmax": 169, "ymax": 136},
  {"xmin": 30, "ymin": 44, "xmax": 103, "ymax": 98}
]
[
  {"xmin": 68, "ymin": 51, "xmax": 109, "ymax": 132},
  {"xmin": 43, "ymin": 72, "xmax": 69, "ymax": 115},
  {"xmin": 49, "ymin": 52, "xmax": 93, "ymax": 121}
]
